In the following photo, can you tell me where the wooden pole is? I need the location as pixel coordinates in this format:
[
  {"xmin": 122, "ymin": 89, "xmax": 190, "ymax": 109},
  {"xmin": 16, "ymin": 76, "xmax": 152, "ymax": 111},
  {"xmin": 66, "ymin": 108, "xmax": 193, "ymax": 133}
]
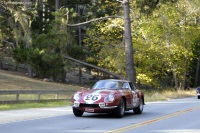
[{"xmin": 123, "ymin": 0, "xmax": 136, "ymax": 84}]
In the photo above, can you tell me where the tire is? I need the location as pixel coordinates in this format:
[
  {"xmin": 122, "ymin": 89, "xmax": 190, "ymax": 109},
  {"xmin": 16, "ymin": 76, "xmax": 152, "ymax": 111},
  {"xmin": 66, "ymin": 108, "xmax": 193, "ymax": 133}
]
[
  {"xmin": 114, "ymin": 98, "xmax": 125, "ymax": 118},
  {"xmin": 73, "ymin": 107, "xmax": 84, "ymax": 117},
  {"xmin": 133, "ymin": 97, "xmax": 143, "ymax": 114},
  {"xmin": 198, "ymin": 96, "xmax": 200, "ymax": 99}
]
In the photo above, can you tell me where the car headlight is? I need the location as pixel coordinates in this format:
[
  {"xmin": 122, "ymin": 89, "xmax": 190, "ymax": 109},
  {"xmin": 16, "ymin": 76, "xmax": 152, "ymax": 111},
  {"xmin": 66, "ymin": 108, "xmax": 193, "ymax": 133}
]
[
  {"xmin": 104, "ymin": 94, "xmax": 115, "ymax": 103},
  {"xmin": 73, "ymin": 93, "xmax": 81, "ymax": 101}
]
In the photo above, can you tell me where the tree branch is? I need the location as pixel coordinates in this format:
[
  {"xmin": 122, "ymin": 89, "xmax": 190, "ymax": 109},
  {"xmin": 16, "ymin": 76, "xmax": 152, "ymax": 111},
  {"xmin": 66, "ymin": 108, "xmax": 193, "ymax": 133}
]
[{"xmin": 66, "ymin": 16, "xmax": 123, "ymax": 27}]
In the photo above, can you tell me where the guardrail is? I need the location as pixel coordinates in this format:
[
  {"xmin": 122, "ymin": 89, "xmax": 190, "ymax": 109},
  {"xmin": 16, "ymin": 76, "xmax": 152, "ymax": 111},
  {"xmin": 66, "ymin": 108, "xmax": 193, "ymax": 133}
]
[{"xmin": 0, "ymin": 90, "xmax": 76, "ymax": 104}]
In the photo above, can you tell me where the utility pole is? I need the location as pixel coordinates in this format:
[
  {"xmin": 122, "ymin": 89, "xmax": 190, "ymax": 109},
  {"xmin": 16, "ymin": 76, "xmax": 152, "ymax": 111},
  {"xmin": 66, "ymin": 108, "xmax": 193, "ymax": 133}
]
[{"xmin": 122, "ymin": 0, "xmax": 136, "ymax": 84}]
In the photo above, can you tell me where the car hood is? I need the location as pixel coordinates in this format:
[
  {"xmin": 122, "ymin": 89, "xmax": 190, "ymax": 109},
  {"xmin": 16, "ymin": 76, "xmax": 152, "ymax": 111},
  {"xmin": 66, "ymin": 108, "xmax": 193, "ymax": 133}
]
[{"xmin": 79, "ymin": 89, "xmax": 117, "ymax": 96}]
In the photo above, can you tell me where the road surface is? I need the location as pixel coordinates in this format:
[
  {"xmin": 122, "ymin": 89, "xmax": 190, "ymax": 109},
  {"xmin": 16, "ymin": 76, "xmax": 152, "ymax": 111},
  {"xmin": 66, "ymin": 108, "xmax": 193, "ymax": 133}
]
[{"xmin": 0, "ymin": 97, "xmax": 200, "ymax": 133}]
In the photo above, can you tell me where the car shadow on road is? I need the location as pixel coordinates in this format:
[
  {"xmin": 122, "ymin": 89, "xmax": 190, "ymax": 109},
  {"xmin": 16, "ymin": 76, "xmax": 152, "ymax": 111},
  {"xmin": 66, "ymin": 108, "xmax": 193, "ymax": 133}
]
[{"xmin": 80, "ymin": 111, "xmax": 137, "ymax": 119}]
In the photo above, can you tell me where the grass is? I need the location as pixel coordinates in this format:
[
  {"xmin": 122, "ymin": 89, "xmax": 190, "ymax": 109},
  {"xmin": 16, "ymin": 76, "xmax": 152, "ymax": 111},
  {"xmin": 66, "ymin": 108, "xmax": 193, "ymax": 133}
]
[
  {"xmin": 0, "ymin": 100, "xmax": 71, "ymax": 111},
  {"xmin": 0, "ymin": 70, "xmax": 84, "ymax": 90},
  {"xmin": 0, "ymin": 70, "xmax": 197, "ymax": 110},
  {"xmin": 0, "ymin": 94, "xmax": 72, "ymax": 101},
  {"xmin": 0, "ymin": 69, "xmax": 84, "ymax": 110},
  {"xmin": 143, "ymin": 89, "xmax": 196, "ymax": 102}
]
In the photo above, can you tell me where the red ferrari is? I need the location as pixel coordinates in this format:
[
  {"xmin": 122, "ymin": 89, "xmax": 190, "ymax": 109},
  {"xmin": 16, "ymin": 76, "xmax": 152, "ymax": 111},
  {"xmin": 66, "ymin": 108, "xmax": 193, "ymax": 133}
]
[{"xmin": 72, "ymin": 79, "xmax": 144, "ymax": 118}]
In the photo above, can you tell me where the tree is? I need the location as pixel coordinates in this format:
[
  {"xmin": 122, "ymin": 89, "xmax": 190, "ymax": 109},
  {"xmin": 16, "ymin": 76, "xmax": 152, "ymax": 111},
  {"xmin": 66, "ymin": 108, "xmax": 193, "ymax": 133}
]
[
  {"xmin": 67, "ymin": 0, "xmax": 136, "ymax": 84},
  {"xmin": 132, "ymin": 0, "xmax": 200, "ymax": 89},
  {"xmin": 0, "ymin": 0, "xmax": 39, "ymax": 77},
  {"xmin": 123, "ymin": 0, "xmax": 135, "ymax": 84}
]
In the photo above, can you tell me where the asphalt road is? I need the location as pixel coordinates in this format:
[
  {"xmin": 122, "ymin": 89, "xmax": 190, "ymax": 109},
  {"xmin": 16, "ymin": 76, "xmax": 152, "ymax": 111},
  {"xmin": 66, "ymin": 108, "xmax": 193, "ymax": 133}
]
[{"xmin": 0, "ymin": 97, "xmax": 200, "ymax": 133}]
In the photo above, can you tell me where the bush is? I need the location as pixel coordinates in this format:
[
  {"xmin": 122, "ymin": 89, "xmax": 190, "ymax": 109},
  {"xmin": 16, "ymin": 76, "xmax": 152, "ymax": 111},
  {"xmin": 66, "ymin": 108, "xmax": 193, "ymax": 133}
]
[{"xmin": 11, "ymin": 47, "xmax": 64, "ymax": 80}]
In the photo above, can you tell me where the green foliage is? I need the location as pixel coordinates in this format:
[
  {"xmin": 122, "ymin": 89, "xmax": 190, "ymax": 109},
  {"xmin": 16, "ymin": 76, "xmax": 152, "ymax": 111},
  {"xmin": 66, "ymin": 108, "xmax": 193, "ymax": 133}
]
[
  {"xmin": 2, "ymin": 0, "xmax": 200, "ymax": 88},
  {"xmin": 0, "ymin": 15, "xmax": 4, "ymax": 43},
  {"xmin": 11, "ymin": 47, "xmax": 28, "ymax": 63},
  {"xmin": 10, "ymin": 6, "xmax": 75, "ymax": 79},
  {"xmin": 132, "ymin": 0, "xmax": 200, "ymax": 88},
  {"xmin": 83, "ymin": 0, "xmax": 200, "ymax": 88},
  {"xmin": 82, "ymin": 0, "xmax": 121, "ymax": 19},
  {"xmin": 136, "ymin": 0, "xmax": 178, "ymax": 15},
  {"xmin": 11, "ymin": 47, "xmax": 64, "ymax": 79},
  {"xmin": 84, "ymin": 18, "xmax": 125, "ymax": 75},
  {"xmin": 67, "ymin": 44, "xmax": 86, "ymax": 60}
]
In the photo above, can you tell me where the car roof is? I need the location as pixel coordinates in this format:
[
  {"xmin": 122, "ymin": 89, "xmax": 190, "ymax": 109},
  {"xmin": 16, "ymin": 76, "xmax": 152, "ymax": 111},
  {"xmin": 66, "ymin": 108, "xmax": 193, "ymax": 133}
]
[{"xmin": 98, "ymin": 79, "xmax": 130, "ymax": 82}]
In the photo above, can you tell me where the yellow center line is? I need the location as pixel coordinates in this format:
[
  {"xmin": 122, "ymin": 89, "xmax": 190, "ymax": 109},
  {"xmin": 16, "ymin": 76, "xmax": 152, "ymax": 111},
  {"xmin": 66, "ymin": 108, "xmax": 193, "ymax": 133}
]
[{"xmin": 105, "ymin": 106, "xmax": 200, "ymax": 133}]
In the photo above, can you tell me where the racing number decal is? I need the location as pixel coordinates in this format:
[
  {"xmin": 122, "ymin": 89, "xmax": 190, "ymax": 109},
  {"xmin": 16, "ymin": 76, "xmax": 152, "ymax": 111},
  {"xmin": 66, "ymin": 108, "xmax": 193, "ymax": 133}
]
[
  {"xmin": 84, "ymin": 94, "xmax": 101, "ymax": 102},
  {"xmin": 85, "ymin": 95, "xmax": 98, "ymax": 100}
]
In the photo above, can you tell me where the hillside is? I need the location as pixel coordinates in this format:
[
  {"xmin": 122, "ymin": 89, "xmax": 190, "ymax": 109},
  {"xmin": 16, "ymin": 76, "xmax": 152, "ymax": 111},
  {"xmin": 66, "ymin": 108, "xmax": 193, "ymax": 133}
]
[
  {"xmin": 0, "ymin": 70, "xmax": 84, "ymax": 91},
  {"xmin": 0, "ymin": 69, "xmax": 197, "ymax": 101}
]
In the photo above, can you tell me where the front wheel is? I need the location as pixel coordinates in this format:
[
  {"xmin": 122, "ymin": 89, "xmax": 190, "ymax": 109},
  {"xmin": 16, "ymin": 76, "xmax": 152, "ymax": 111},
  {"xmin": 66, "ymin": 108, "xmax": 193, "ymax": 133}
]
[
  {"xmin": 114, "ymin": 98, "xmax": 125, "ymax": 118},
  {"xmin": 133, "ymin": 97, "xmax": 143, "ymax": 114},
  {"xmin": 73, "ymin": 107, "xmax": 84, "ymax": 117}
]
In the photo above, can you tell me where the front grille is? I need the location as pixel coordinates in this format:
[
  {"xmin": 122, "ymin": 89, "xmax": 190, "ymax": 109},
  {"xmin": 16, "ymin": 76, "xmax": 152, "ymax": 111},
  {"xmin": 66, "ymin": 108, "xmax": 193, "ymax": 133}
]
[{"xmin": 79, "ymin": 103, "xmax": 99, "ymax": 108}]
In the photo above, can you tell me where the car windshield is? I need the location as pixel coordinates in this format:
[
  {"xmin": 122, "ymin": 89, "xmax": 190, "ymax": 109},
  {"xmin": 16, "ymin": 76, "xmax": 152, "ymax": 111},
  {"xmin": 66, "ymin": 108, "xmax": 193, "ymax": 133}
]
[{"xmin": 92, "ymin": 80, "xmax": 122, "ymax": 90}]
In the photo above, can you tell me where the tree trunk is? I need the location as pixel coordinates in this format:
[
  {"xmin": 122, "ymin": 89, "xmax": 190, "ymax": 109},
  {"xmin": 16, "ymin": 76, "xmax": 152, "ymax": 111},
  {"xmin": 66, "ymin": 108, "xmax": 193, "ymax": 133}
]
[
  {"xmin": 0, "ymin": 60, "xmax": 2, "ymax": 69},
  {"xmin": 65, "ymin": 1, "xmax": 136, "ymax": 84},
  {"xmin": 79, "ymin": 64, "xmax": 82, "ymax": 84},
  {"xmin": 55, "ymin": 0, "xmax": 59, "ymax": 10},
  {"xmin": 195, "ymin": 56, "xmax": 200, "ymax": 87},
  {"xmin": 123, "ymin": 0, "xmax": 136, "ymax": 84},
  {"xmin": 172, "ymin": 64, "xmax": 179, "ymax": 91},
  {"xmin": 78, "ymin": 4, "xmax": 82, "ymax": 83},
  {"xmin": 24, "ymin": 0, "xmax": 33, "ymax": 77},
  {"xmin": 182, "ymin": 58, "xmax": 187, "ymax": 89}
]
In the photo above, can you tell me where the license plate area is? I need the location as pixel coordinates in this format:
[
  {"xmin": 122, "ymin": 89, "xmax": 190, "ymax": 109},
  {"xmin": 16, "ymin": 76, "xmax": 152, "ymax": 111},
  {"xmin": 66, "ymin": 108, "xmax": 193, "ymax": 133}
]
[{"xmin": 85, "ymin": 108, "xmax": 94, "ymax": 112}]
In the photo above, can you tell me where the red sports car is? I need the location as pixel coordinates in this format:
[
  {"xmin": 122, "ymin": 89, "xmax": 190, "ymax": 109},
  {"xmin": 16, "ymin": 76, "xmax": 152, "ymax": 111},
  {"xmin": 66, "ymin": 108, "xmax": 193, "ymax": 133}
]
[{"xmin": 72, "ymin": 79, "xmax": 144, "ymax": 118}]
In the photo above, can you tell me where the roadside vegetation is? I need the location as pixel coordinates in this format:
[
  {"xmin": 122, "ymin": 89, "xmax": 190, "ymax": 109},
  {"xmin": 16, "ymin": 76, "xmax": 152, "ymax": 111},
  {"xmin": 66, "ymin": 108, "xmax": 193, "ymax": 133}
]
[
  {"xmin": 1, "ymin": 0, "xmax": 200, "ymax": 91},
  {"xmin": 0, "ymin": 101, "xmax": 70, "ymax": 111},
  {"xmin": 0, "ymin": 0, "xmax": 199, "ymax": 111},
  {"xmin": 0, "ymin": 70, "xmax": 84, "ymax": 91},
  {"xmin": 0, "ymin": 70, "xmax": 196, "ymax": 111}
]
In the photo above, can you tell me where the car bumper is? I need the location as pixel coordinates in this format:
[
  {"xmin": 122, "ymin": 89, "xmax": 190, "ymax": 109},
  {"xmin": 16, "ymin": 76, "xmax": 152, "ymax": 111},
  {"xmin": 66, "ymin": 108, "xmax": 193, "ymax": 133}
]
[
  {"xmin": 72, "ymin": 105, "xmax": 117, "ymax": 109},
  {"xmin": 73, "ymin": 107, "xmax": 117, "ymax": 113},
  {"xmin": 72, "ymin": 102, "xmax": 117, "ymax": 113}
]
